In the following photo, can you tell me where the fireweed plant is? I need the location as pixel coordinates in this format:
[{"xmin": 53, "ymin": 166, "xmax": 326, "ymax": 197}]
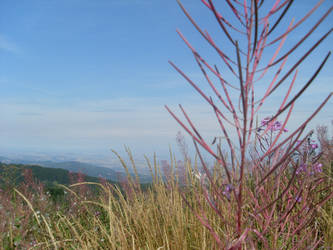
[{"xmin": 166, "ymin": 0, "xmax": 332, "ymax": 248}]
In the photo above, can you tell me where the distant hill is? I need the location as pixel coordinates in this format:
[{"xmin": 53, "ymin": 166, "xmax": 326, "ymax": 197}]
[
  {"xmin": 34, "ymin": 160, "xmax": 122, "ymax": 182},
  {"xmin": 0, "ymin": 157, "xmax": 124, "ymax": 182},
  {"xmin": 0, "ymin": 162, "xmax": 112, "ymax": 188},
  {"xmin": 0, "ymin": 157, "xmax": 152, "ymax": 183},
  {"xmin": 0, "ymin": 156, "xmax": 10, "ymax": 163}
]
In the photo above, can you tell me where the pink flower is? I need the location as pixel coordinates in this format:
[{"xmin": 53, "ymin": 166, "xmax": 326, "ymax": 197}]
[
  {"xmin": 296, "ymin": 163, "xmax": 307, "ymax": 175},
  {"xmin": 260, "ymin": 117, "xmax": 270, "ymax": 126},
  {"xmin": 259, "ymin": 117, "xmax": 288, "ymax": 133},
  {"xmin": 222, "ymin": 184, "xmax": 234, "ymax": 200},
  {"xmin": 312, "ymin": 162, "xmax": 323, "ymax": 173}
]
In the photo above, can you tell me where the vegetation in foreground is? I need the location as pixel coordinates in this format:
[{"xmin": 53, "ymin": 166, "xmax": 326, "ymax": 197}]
[{"xmin": 0, "ymin": 125, "xmax": 332, "ymax": 249}]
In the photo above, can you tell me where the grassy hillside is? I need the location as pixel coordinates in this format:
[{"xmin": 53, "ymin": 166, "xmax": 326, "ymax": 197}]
[
  {"xmin": 0, "ymin": 162, "xmax": 115, "ymax": 188},
  {"xmin": 0, "ymin": 151, "xmax": 331, "ymax": 249},
  {"xmin": 0, "ymin": 158, "xmax": 152, "ymax": 183},
  {"xmin": 27, "ymin": 161, "xmax": 121, "ymax": 181}
]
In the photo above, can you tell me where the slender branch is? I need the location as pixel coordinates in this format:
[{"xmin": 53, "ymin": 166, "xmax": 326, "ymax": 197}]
[
  {"xmin": 266, "ymin": 0, "xmax": 326, "ymax": 46},
  {"xmin": 266, "ymin": 0, "xmax": 294, "ymax": 36}
]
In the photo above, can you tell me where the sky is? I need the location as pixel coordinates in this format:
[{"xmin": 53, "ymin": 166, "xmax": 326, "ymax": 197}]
[{"xmin": 0, "ymin": 0, "xmax": 332, "ymax": 162}]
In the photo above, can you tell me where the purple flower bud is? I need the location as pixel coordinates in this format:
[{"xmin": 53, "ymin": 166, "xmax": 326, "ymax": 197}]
[
  {"xmin": 222, "ymin": 191, "xmax": 230, "ymax": 200},
  {"xmin": 261, "ymin": 117, "xmax": 270, "ymax": 126},
  {"xmin": 296, "ymin": 163, "xmax": 307, "ymax": 175},
  {"xmin": 225, "ymin": 184, "xmax": 234, "ymax": 192},
  {"xmin": 312, "ymin": 162, "xmax": 323, "ymax": 173},
  {"xmin": 273, "ymin": 121, "xmax": 282, "ymax": 130},
  {"xmin": 260, "ymin": 117, "xmax": 287, "ymax": 132},
  {"xmin": 222, "ymin": 184, "xmax": 234, "ymax": 200}
]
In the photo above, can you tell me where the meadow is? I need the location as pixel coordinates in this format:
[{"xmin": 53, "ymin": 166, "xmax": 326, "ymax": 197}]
[{"xmin": 0, "ymin": 124, "xmax": 332, "ymax": 249}]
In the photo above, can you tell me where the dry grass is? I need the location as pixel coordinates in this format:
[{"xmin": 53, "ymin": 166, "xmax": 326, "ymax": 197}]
[{"xmin": 0, "ymin": 136, "xmax": 332, "ymax": 249}]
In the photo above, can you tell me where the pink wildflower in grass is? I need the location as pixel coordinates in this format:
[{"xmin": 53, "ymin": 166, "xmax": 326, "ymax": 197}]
[
  {"xmin": 312, "ymin": 162, "xmax": 323, "ymax": 173},
  {"xmin": 259, "ymin": 117, "xmax": 288, "ymax": 133},
  {"xmin": 296, "ymin": 162, "xmax": 323, "ymax": 176},
  {"xmin": 222, "ymin": 184, "xmax": 234, "ymax": 201},
  {"xmin": 272, "ymin": 121, "xmax": 282, "ymax": 131},
  {"xmin": 296, "ymin": 163, "xmax": 307, "ymax": 175},
  {"xmin": 260, "ymin": 117, "xmax": 270, "ymax": 127}
]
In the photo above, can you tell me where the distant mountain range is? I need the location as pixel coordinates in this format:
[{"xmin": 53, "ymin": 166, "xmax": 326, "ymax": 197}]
[
  {"xmin": 0, "ymin": 156, "xmax": 152, "ymax": 183},
  {"xmin": 0, "ymin": 162, "xmax": 108, "ymax": 188}
]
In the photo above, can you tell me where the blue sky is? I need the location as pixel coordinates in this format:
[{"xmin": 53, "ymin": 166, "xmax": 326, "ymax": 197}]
[{"xmin": 0, "ymin": 0, "xmax": 332, "ymax": 160}]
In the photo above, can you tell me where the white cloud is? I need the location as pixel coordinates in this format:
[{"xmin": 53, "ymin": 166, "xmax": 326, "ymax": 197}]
[
  {"xmin": 0, "ymin": 97, "xmax": 220, "ymax": 154},
  {"xmin": 0, "ymin": 91, "xmax": 331, "ymax": 157}
]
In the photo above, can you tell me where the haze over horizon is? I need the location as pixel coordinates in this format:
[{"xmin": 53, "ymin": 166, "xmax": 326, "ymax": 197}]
[{"xmin": 1, "ymin": 0, "xmax": 332, "ymax": 162}]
